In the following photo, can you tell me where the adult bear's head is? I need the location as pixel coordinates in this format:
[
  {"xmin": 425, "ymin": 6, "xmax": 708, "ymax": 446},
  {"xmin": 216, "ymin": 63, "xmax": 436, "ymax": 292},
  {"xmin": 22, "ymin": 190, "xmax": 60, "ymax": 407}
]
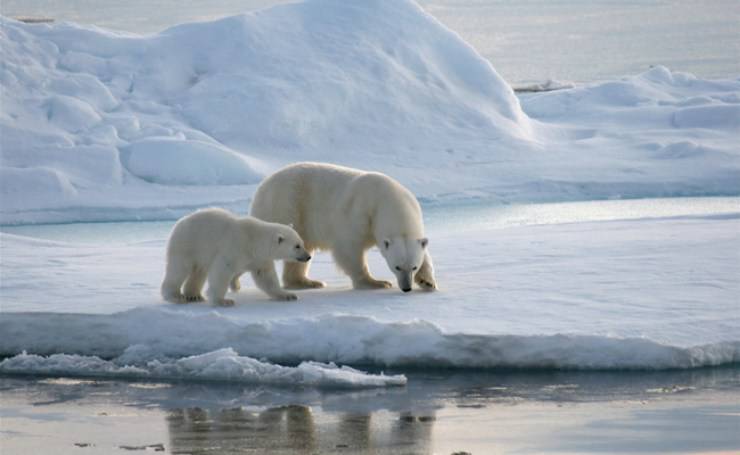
[{"xmin": 380, "ymin": 236, "xmax": 428, "ymax": 293}]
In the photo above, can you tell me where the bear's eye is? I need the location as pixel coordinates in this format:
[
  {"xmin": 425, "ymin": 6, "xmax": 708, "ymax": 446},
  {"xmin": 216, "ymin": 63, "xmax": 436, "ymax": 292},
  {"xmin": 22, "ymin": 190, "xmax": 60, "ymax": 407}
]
[
  {"xmin": 294, "ymin": 244, "xmax": 300, "ymax": 249},
  {"xmin": 412, "ymin": 266, "xmax": 418, "ymax": 271},
  {"xmin": 395, "ymin": 266, "xmax": 401, "ymax": 271}
]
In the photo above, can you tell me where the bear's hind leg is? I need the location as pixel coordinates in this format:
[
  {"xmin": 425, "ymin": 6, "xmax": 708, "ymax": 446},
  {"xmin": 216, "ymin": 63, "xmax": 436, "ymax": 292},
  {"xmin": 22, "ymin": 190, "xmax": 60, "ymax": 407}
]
[
  {"xmin": 333, "ymin": 242, "xmax": 391, "ymax": 290},
  {"xmin": 283, "ymin": 258, "xmax": 325, "ymax": 289},
  {"xmin": 182, "ymin": 267, "xmax": 207, "ymax": 301},
  {"xmin": 161, "ymin": 258, "xmax": 190, "ymax": 303}
]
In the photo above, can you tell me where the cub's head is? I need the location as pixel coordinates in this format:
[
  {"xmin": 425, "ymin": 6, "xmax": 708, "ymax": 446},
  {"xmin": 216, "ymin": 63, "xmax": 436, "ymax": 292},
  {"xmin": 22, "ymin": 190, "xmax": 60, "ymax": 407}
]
[
  {"xmin": 273, "ymin": 225, "xmax": 311, "ymax": 263},
  {"xmin": 379, "ymin": 236, "xmax": 428, "ymax": 293}
]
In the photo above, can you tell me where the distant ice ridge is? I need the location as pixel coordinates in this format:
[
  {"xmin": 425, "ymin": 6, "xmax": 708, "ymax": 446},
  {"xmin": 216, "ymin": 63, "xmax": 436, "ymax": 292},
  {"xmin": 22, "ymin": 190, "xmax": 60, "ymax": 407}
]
[
  {"xmin": 0, "ymin": 347, "xmax": 407, "ymax": 388},
  {"xmin": 1, "ymin": 309, "xmax": 737, "ymax": 371},
  {"xmin": 1, "ymin": 1, "xmax": 739, "ymax": 224}
]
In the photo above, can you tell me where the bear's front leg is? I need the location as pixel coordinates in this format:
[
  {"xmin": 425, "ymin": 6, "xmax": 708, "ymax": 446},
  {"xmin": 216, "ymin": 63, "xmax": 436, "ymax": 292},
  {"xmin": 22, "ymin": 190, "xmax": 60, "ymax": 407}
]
[
  {"xmin": 333, "ymin": 242, "xmax": 391, "ymax": 289},
  {"xmin": 229, "ymin": 274, "xmax": 242, "ymax": 292},
  {"xmin": 283, "ymin": 259, "xmax": 326, "ymax": 289},
  {"xmin": 206, "ymin": 260, "xmax": 235, "ymax": 306},
  {"xmin": 251, "ymin": 262, "xmax": 298, "ymax": 301},
  {"xmin": 414, "ymin": 251, "xmax": 438, "ymax": 291}
]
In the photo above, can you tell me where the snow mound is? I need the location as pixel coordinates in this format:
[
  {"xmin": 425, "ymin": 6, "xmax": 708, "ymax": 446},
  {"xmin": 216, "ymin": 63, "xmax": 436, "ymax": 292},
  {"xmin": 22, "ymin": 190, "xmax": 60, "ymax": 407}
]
[
  {"xmin": 120, "ymin": 138, "xmax": 261, "ymax": 185},
  {"xmin": 0, "ymin": 0, "xmax": 530, "ymax": 223},
  {"xmin": 0, "ymin": 347, "xmax": 407, "ymax": 388},
  {"xmin": 1, "ymin": 3, "xmax": 739, "ymax": 223},
  {"xmin": 1, "ymin": 309, "xmax": 737, "ymax": 371},
  {"xmin": 523, "ymin": 66, "xmax": 740, "ymax": 124}
]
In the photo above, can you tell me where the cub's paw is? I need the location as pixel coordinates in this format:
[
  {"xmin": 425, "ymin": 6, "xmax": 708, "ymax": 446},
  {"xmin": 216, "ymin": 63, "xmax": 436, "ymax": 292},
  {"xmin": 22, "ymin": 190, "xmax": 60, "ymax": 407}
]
[
  {"xmin": 216, "ymin": 298, "xmax": 235, "ymax": 307},
  {"xmin": 229, "ymin": 278, "xmax": 241, "ymax": 292}
]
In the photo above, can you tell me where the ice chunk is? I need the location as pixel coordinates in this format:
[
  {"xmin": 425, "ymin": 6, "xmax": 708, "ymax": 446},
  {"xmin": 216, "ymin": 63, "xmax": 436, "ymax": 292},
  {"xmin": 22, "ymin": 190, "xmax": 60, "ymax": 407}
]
[{"xmin": 0, "ymin": 348, "xmax": 407, "ymax": 388}]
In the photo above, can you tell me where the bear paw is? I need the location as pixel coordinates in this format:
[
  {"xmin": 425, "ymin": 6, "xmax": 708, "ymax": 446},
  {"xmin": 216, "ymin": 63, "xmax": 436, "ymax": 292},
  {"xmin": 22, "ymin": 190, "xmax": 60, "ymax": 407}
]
[
  {"xmin": 163, "ymin": 292, "xmax": 187, "ymax": 304},
  {"xmin": 184, "ymin": 294, "xmax": 204, "ymax": 302},
  {"xmin": 272, "ymin": 292, "xmax": 298, "ymax": 301},
  {"xmin": 416, "ymin": 279, "xmax": 437, "ymax": 291},
  {"xmin": 414, "ymin": 272, "xmax": 437, "ymax": 291},
  {"xmin": 284, "ymin": 278, "xmax": 326, "ymax": 290},
  {"xmin": 215, "ymin": 298, "xmax": 235, "ymax": 307},
  {"xmin": 354, "ymin": 278, "xmax": 393, "ymax": 289}
]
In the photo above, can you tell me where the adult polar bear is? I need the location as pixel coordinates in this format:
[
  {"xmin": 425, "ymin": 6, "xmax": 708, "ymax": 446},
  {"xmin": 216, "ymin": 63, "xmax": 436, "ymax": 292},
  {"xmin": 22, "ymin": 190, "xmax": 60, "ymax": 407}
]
[{"xmin": 236, "ymin": 162, "xmax": 437, "ymax": 293}]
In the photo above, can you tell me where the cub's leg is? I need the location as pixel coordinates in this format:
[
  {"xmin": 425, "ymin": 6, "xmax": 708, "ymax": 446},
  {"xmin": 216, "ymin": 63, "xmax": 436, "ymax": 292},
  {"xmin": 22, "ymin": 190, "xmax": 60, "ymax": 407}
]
[
  {"xmin": 206, "ymin": 260, "xmax": 235, "ymax": 306},
  {"xmin": 252, "ymin": 262, "xmax": 298, "ymax": 301}
]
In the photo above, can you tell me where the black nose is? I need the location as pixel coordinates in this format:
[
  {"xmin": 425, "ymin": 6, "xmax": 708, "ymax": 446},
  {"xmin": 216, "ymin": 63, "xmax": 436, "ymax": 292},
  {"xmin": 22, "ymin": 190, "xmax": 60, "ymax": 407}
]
[
  {"xmin": 302, "ymin": 255, "xmax": 311, "ymax": 262},
  {"xmin": 402, "ymin": 287, "xmax": 412, "ymax": 293}
]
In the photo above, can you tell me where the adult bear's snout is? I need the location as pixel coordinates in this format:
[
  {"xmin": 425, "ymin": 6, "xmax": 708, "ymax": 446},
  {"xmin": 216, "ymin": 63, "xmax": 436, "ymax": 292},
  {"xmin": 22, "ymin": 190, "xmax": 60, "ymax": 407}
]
[{"xmin": 399, "ymin": 274, "xmax": 412, "ymax": 293}]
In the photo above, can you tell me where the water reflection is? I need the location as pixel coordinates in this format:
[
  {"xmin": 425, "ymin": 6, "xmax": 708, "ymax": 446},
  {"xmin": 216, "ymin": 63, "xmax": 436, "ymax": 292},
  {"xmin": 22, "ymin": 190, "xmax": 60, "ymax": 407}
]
[
  {"xmin": 2, "ymin": 367, "xmax": 739, "ymax": 454},
  {"xmin": 165, "ymin": 405, "xmax": 435, "ymax": 454},
  {"xmin": 166, "ymin": 405, "xmax": 314, "ymax": 454}
]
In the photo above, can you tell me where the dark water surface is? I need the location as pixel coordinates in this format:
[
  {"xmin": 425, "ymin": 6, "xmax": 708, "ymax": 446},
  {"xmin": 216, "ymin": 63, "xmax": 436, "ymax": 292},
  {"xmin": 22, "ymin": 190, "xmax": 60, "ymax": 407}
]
[{"xmin": 2, "ymin": 367, "xmax": 740, "ymax": 454}]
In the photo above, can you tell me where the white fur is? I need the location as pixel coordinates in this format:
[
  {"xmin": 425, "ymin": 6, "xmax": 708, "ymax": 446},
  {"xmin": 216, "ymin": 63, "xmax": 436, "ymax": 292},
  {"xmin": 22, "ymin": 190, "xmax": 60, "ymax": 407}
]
[
  {"xmin": 244, "ymin": 162, "xmax": 437, "ymax": 292},
  {"xmin": 161, "ymin": 208, "xmax": 310, "ymax": 305}
]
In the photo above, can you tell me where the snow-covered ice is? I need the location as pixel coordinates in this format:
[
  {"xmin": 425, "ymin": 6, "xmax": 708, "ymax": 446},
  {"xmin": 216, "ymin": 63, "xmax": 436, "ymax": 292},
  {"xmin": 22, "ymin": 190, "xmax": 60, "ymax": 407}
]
[
  {"xmin": 1, "ymin": 0, "xmax": 739, "ymax": 385},
  {"xmin": 2, "ymin": 199, "xmax": 738, "ymax": 373}
]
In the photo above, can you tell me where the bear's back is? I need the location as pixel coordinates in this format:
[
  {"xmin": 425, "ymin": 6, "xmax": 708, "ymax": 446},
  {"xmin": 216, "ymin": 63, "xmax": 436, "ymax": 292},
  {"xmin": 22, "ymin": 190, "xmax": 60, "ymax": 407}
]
[{"xmin": 167, "ymin": 208, "xmax": 238, "ymax": 262}]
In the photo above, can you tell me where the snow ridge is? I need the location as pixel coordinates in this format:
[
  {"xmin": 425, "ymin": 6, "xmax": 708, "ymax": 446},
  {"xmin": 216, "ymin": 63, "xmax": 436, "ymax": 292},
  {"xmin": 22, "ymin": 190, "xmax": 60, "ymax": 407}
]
[{"xmin": 1, "ymin": 309, "xmax": 737, "ymax": 371}]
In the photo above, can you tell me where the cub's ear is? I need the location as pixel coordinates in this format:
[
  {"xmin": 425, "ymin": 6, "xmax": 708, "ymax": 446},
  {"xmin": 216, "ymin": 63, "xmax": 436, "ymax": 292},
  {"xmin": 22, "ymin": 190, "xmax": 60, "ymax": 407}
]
[
  {"xmin": 288, "ymin": 223, "xmax": 294, "ymax": 229},
  {"xmin": 383, "ymin": 239, "xmax": 391, "ymax": 250},
  {"xmin": 277, "ymin": 234, "xmax": 285, "ymax": 244},
  {"xmin": 419, "ymin": 238, "xmax": 429, "ymax": 248}
]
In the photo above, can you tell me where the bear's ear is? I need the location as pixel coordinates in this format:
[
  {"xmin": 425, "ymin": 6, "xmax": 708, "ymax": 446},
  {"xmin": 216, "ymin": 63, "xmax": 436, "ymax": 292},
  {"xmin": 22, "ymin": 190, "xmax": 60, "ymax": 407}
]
[
  {"xmin": 277, "ymin": 234, "xmax": 284, "ymax": 244},
  {"xmin": 419, "ymin": 238, "xmax": 429, "ymax": 248},
  {"xmin": 383, "ymin": 239, "xmax": 391, "ymax": 250}
]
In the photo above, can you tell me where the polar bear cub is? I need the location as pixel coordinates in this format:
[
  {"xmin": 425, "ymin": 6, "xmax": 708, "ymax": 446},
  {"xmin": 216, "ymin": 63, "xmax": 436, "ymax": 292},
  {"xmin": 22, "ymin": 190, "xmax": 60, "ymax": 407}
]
[
  {"xmin": 242, "ymin": 162, "xmax": 437, "ymax": 293},
  {"xmin": 161, "ymin": 208, "xmax": 311, "ymax": 306}
]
